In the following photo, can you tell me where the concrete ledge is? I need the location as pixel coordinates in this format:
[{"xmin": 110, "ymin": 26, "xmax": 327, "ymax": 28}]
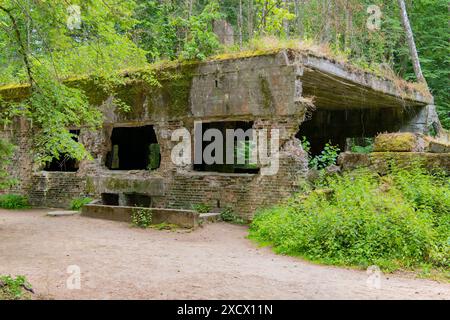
[
  {"xmin": 47, "ymin": 210, "xmax": 79, "ymax": 217},
  {"xmin": 339, "ymin": 151, "xmax": 450, "ymax": 174},
  {"xmin": 199, "ymin": 212, "xmax": 221, "ymax": 223},
  {"xmin": 81, "ymin": 204, "xmax": 199, "ymax": 228}
]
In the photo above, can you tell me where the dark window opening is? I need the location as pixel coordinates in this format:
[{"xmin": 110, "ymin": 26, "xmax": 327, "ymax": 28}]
[
  {"xmin": 194, "ymin": 121, "xmax": 260, "ymax": 174},
  {"xmin": 124, "ymin": 193, "xmax": 152, "ymax": 208},
  {"xmin": 296, "ymin": 108, "xmax": 417, "ymax": 156},
  {"xmin": 44, "ymin": 130, "xmax": 80, "ymax": 172},
  {"xmin": 106, "ymin": 125, "xmax": 160, "ymax": 170},
  {"xmin": 102, "ymin": 193, "xmax": 119, "ymax": 206}
]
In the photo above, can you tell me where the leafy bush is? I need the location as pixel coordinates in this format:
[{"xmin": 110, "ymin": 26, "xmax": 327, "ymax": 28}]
[
  {"xmin": 0, "ymin": 139, "xmax": 15, "ymax": 189},
  {"xmin": 192, "ymin": 203, "xmax": 211, "ymax": 214},
  {"xmin": 0, "ymin": 194, "xmax": 30, "ymax": 209},
  {"xmin": 131, "ymin": 208, "xmax": 153, "ymax": 228},
  {"xmin": 309, "ymin": 143, "xmax": 341, "ymax": 170},
  {"xmin": 0, "ymin": 275, "xmax": 33, "ymax": 300},
  {"xmin": 69, "ymin": 197, "xmax": 93, "ymax": 211},
  {"xmin": 180, "ymin": 2, "xmax": 222, "ymax": 60},
  {"xmin": 300, "ymin": 137, "xmax": 340, "ymax": 170},
  {"xmin": 350, "ymin": 138, "xmax": 374, "ymax": 154},
  {"xmin": 250, "ymin": 165, "xmax": 449, "ymax": 271},
  {"xmin": 220, "ymin": 208, "xmax": 246, "ymax": 225}
]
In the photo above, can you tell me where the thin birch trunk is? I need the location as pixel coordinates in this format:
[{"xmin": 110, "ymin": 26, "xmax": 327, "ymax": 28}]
[{"xmin": 397, "ymin": 0, "xmax": 427, "ymax": 85}]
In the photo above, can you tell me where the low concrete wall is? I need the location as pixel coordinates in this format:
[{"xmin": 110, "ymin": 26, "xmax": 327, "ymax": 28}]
[{"xmin": 81, "ymin": 204, "xmax": 199, "ymax": 228}]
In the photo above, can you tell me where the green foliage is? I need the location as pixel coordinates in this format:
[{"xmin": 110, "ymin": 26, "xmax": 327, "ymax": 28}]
[
  {"xmin": 69, "ymin": 197, "xmax": 93, "ymax": 211},
  {"xmin": 220, "ymin": 207, "xmax": 246, "ymax": 225},
  {"xmin": 0, "ymin": 194, "xmax": 29, "ymax": 209},
  {"xmin": 0, "ymin": 139, "xmax": 15, "ymax": 190},
  {"xmin": 309, "ymin": 142, "xmax": 340, "ymax": 170},
  {"xmin": 404, "ymin": 0, "xmax": 449, "ymax": 129},
  {"xmin": 351, "ymin": 145, "xmax": 374, "ymax": 154},
  {"xmin": 301, "ymin": 137, "xmax": 341, "ymax": 169},
  {"xmin": 151, "ymin": 222, "xmax": 178, "ymax": 231},
  {"xmin": 0, "ymin": 275, "xmax": 32, "ymax": 300},
  {"xmin": 148, "ymin": 143, "xmax": 161, "ymax": 171},
  {"xmin": 0, "ymin": 0, "xmax": 148, "ymax": 164},
  {"xmin": 192, "ymin": 203, "xmax": 211, "ymax": 214},
  {"xmin": 350, "ymin": 138, "xmax": 374, "ymax": 154},
  {"xmin": 250, "ymin": 165, "xmax": 450, "ymax": 271},
  {"xmin": 255, "ymin": 0, "xmax": 295, "ymax": 37},
  {"xmin": 180, "ymin": 2, "xmax": 222, "ymax": 60},
  {"xmin": 131, "ymin": 208, "xmax": 153, "ymax": 228},
  {"xmin": 300, "ymin": 136, "xmax": 311, "ymax": 154}
]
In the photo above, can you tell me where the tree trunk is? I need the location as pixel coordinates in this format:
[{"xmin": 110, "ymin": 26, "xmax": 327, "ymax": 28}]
[
  {"xmin": 397, "ymin": 0, "xmax": 427, "ymax": 85},
  {"xmin": 294, "ymin": 0, "xmax": 304, "ymax": 39},
  {"xmin": 283, "ymin": 0, "xmax": 290, "ymax": 38},
  {"xmin": 344, "ymin": 0, "xmax": 352, "ymax": 50},
  {"xmin": 0, "ymin": 5, "xmax": 34, "ymax": 86},
  {"xmin": 238, "ymin": 0, "xmax": 243, "ymax": 47},
  {"xmin": 248, "ymin": 0, "xmax": 254, "ymax": 40},
  {"xmin": 321, "ymin": 0, "xmax": 332, "ymax": 43}
]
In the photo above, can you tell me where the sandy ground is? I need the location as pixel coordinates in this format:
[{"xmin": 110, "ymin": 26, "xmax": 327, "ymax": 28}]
[{"xmin": 0, "ymin": 209, "xmax": 448, "ymax": 300}]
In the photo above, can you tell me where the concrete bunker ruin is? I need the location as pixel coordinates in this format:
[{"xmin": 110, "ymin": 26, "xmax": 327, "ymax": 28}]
[{"xmin": 0, "ymin": 48, "xmax": 441, "ymax": 219}]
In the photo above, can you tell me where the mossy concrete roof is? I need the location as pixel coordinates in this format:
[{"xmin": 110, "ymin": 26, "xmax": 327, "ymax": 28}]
[{"xmin": 0, "ymin": 48, "xmax": 433, "ymax": 109}]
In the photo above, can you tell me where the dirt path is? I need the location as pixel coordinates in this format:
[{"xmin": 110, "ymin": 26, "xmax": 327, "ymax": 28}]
[{"xmin": 0, "ymin": 209, "xmax": 448, "ymax": 300}]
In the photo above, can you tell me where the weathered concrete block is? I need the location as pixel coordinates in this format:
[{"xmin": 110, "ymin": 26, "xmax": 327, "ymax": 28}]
[
  {"xmin": 340, "ymin": 151, "xmax": 450, "ymax": 174},
  {"xmin": 81, "ymin": 204, "xmax": 199, "ymax": 228},
  {"xmin": 373, "ymin": 133, "xmax": 424, "ymax": 152},
  {"xmin": 428, "ymin": 139, "xmax": 450, "ymax": 153}
]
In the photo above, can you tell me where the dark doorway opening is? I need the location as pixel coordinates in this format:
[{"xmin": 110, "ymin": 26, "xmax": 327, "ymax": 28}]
[
  {"xmin": 44, "ymin": 130, "xmax": 80, "ymax": 172},
  {"xmin": 194, "ymin": 121, "xmax": 259, "ymax": 174},
  {"xmin": 124, "ymin": 193, "xmax": 152, "ymax": 208},
  {"xmin": 296, "ymin": 108, "xmax": 415, "ymax": 156},
  {"xmin": 106, "ymin": 125, "xmax": 160, "ymax": 170},
  {"xmin": 102, "ymin": 193, "xmax": 119, "ymax": 206}
]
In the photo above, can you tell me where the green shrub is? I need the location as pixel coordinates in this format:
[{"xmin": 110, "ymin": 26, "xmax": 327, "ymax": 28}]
[
  {"xmin": 310, "ymin": 143, "xmax": 341, "ymax": 170},
  {"xmin": 0, "ymin": 139, "xmax": 15, "ymax": 189},
  {"xmin": 300, "ymin": 137, "xmax": 340, "ymax": 170},
  {"xmin": 0, "ymin": 194, "xmax": 30, "ymax": 209},
  {"xmin": 192, "ymin": 203, "xmax": 211, "ymax": 214},
  {"xmin": 0, "ymin": 275, "xmax": 32, "ymax": 300},
  {"xmin": 250, "ymin": 166, "xmax": 450, "ymax": 271},
  {"xmin": 131, "ymin": 208, "xmax": 153, "ymax": 228},
  {"xmin": 349, "ymin": 138, "xmax": 374, "ymax": 154},
  {"xmin": 69, "ymin": 197, "xmax": 93, "ymax": 211},
  {"xmin": 220, "ymin": 208, "xmax": 246, "ymax": 225}
]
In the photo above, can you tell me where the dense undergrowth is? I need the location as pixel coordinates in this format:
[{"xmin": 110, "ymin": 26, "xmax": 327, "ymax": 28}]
[
  {"xmin": 0, "ymin": 194, "xmax": 30, "ymax": 209},
  {"xmin": 249, "ymin": 164, "xmax": 449, "ymax": 273}
]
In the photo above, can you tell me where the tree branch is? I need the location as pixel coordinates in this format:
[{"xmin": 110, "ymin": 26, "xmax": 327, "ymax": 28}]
[{"xmin": 0, "ymin": 5, "xmax": 34, "ymax": 87}]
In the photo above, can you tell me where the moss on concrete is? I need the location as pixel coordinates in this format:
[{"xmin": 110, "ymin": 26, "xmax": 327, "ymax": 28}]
[
  {"xmin": 259, "ymin": 76, "xmax": 274, "ymax": 110},
  {"xmin": 374, "ymin": 133, "xmax": 419, "ymax": 152},
  {"xmin": 340, "ymin": 151, "xmax": 450, "ymax": 174}
]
